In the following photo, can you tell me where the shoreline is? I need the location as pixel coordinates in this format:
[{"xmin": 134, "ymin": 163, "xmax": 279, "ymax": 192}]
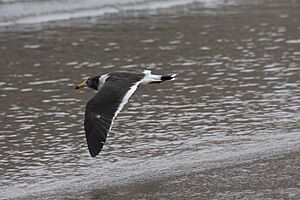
[
  {"xmin": 1, "ymin": 0, "xmax": 300, "ymax": 199},
  {"xmin": 17, "ymin": 147, "xmax": 300, "ymax": 200},
  {"xmin": 88, "ymin": 150, "xmax": 300, "ymax": 200},
  {"xmin": 16, "ymin": 131, "xmax": 300, "ymax": 200},
  {"xmin": 0, "ymin": 0, "xmax": 233, "ymax": 33}
]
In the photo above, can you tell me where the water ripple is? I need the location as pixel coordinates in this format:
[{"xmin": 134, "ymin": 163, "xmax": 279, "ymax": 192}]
[{"xmin": 1, "ymin": 4, "xmax": 300, "ymax": 199}]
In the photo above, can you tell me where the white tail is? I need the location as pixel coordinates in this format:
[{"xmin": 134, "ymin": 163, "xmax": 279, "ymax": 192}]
[{"xmin": 142, "ymin": 70, "xmax": 177, "ymax": 85}]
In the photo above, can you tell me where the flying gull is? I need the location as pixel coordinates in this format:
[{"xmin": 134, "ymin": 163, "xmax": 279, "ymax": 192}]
[{"xmin": 75, "ymin": 70, "xmax": 176, "ymax": 157}]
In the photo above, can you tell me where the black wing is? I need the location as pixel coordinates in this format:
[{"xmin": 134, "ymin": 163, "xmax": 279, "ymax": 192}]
[{"xmin": 84, "ymin": 72, "xmax": 144, "ymax": 157}]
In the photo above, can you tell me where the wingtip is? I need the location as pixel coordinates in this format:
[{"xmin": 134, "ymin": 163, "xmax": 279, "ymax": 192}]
[
  {"xmin": 89, "ymin": 147, "xmax": 100, "ymax": 157},
  {"xmin": 91, "ymin": 154, "xmax": 98, "ymax": 158}
]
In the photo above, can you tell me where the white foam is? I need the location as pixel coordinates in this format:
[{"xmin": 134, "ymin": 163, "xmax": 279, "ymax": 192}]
[
  {"xmin": 28, "ymin": 78, "xmax": 70, "ymax": 85},
  {"xmin": 0, "ymin": 0, "xmax": 226, "ymax": 27},
  {"xmin": 286, "ymin": 39, "xmax": 300, "ymax": 44}
]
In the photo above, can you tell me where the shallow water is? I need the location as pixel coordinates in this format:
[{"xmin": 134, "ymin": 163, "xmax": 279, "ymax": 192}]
[
  {"xmin": 0, "ymin": 0, "xmax": 300, "ymax": 199},
  {"xmin": 0, "ymin": 0, "xmax": 223, "ymax": 28}
]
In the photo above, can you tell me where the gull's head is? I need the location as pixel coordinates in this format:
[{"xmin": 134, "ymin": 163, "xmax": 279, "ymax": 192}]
[{"xmin": 75, "ymin": 76, "xmax": 100, "ymax": 91}]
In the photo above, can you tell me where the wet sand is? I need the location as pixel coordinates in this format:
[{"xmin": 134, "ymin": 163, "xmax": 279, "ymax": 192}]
[
  {"xmin": 21, "ymin": 143, "xmax": 300, "ymax": 200},
  {"xmin": 87, "ymin": 150, "xmax": 300, "ymax": 200},
  {"xmin": 1, "ymin": 0, "xmax": 300, "ymax": 199}
]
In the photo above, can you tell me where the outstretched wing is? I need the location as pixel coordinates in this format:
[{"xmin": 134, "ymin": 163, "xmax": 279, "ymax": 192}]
[{"xmin": 84, "ymin": 72, "xmax": 145, "ymax": 157}]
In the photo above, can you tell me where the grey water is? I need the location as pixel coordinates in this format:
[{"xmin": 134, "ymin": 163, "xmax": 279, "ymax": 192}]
[
  {"xmin": 0, "ymin": 0, "xmax": 223, "ymax": 28},
  {"xmin": 0, "ymin": 0, "xmax": 300, "ymax": 199}
]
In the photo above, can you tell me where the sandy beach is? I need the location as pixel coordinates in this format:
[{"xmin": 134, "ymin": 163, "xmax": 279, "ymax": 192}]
[
  {"xmin": 1, "ymin": 0, "xmax": 300, "ymax": 199},
  {"xmin": 81, "ymin": 150, "xmax": 300, "ymax": 200}
]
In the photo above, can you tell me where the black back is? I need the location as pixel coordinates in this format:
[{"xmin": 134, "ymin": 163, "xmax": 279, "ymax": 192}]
[{"xmin": 84, "ymin": 71, "xmax": 145, "ymax": 157}]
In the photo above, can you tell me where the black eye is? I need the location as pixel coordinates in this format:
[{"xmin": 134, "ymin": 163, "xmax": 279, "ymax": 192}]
[{"xmin": 85, "ymin": 80, "xmax": 91, "ymax": 85}]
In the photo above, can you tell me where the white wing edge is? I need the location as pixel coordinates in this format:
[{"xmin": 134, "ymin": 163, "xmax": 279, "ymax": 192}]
[
  {"xmin": 97, "ymin": 74, "xmax": 109, "ymax": 90},
  {"xmin": 108, "ymin": 79, "xmax": 144, "ymax": 131}
]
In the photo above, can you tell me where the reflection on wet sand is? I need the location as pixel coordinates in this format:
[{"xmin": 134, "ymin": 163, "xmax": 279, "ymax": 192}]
[{"xmin": 0, "ymin": 0, "xmax": 299, "ymax": 199}]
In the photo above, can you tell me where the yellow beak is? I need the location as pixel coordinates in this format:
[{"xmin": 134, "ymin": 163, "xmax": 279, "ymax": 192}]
[{"xmin": 75, "ymin": 82, "xmax": 87, "ymax": 89}]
